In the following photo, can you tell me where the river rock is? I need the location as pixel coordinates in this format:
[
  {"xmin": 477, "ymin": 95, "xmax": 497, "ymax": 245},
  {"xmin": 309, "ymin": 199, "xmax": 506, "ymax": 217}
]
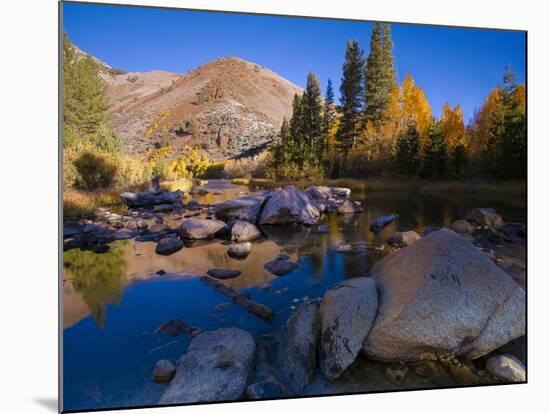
[
  {"xmin": 207, "ymin": 268, "xmax": 242, "ymax": 279},
  {"xmin": 189, "ymin": 185, "xmax": 209, "ymax": 195},
  {"xmin": 153, "ymin": 360, "xmax": 176, "ymax": 383},
  {"xmin": 276, "ymin": 302, "xmax": 320, "ymax": 393},
  {"xmin": 370, "ymin": 214, "xmax": 399, "ymax": 232},
  {"xmin": 228, "ymin": 242, "xmax": 252, "ymax": 259},
  {"xmin": 331, "ymin": 187, "xmax": 352, "ymax": 199},
  {"xmin": 264, "ymin": 258, "xmax": 299, "ymax": 276},
  {"xmin": 231, "ymin": 220, "xmax": 261, "ymax": 242},
  {"xmin": 337, "ymin": 199, "xmax": 363, "ymax": 214},
  {"xmin": 159, "ymin": 328, "xmax": 255, "ymax": 404},
  {"xmin": 362, "ymin": 229, "xmax": 525, "ymax": 362},
  {"xmin": 214, "ymin": 195, "xmax": 266, "ymax": 223},
  {"xmin": 149, "ymin": 223, "xmax": 170, "ymax": 234},
  {"xmin": 246, "ymin": 380, "xmax": 282, "ymax": 399},
  {"xmin": 387, "ymin": 230, "xmax": 421, "ymax": 246},
  {"xmin": 259, "ymin": 186, "xmax": 320, "ymax": 225},
  {"xmin": 120, "ymin": 190, "xmax": 182, "ymax": 208},
  {"xmin": 178, "ymin": 219, "xmax": 228, "ymax": 239},
  {"xmin": 485, "ymin": 354, "xmax": 526, "ymax": 382},
  {"xmin": 468, "ymin": 208, "xmax": 504, "ymax": 229},
  {"xmin": 451, "ymin": 219, "xmax": 475, "ymax": 234},
  {"xmin": 155, "ymin": 237, "xmax": 184, "ymax": 256},
  {"xmin": 156, "ymin": 319, "xmax": 188, "ymax": 336},
  {"xmin": 113, "ymin": 228, "xmax": 137, "ymax": 240},
  {"xmin": 306, "ymin": 186, "xmax": 332, "ymax": 200},
  {"xmin": 320, "ymin": 278, "xmax": 378, "ymax": 379}
]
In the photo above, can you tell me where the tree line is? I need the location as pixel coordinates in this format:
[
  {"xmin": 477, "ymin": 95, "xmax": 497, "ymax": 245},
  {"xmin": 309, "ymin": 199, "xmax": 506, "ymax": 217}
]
[{"xmin": 269, "ymin": 23, "xmax": 526, "ymax": 180}]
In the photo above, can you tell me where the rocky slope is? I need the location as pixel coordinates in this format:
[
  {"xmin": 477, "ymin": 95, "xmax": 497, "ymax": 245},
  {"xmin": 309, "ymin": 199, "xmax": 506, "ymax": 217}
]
[{"xmin": 97, "ymin": 53, "xmax": 302, "ymax": 160}]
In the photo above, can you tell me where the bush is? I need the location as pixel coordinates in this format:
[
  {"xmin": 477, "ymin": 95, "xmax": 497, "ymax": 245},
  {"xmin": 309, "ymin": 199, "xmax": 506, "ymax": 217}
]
[
  {"xmin": 114, "ymin": 154, "xmax": 153, "ymax": 188},
  {"xmin": 73, "ymin": 150, "xmax": 118, "ymax": 190},
  {"xmin": 223, "ymin": 152, "xmax": 270, "ymax": 178},
  {"xmin": 266, "ymin": 159, "xmax": 324, "ymax": 181}
]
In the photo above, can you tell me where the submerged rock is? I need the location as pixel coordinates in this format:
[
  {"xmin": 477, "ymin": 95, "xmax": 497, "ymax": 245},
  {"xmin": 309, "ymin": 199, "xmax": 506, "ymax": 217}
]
[
  {"xmin": 206, "ymin": 268, "xmax": 242, "ymax": 279},
  {"xmin": 246, "ymin": 380, "xmax": 283, "ymax": 400},
  {"xmin": 155, "ymin": 237, "xmax": 184, "ymax": 256},
  {"xmin": 320, "ymin": 278, "xmax": 378, "ymax": 379},
  {"xmin": 451, "ymin": 219, "xmax": 475, "ymax": 234},
  {"xmin": 387, "ymin": 230, "xmax": 421, "ymax": 247},
  {"xmin": 153, "ymin": 360, "xmax": 176, "ymax": 383},
  {"xmin": 231, "ymin": 220, "xmax": 261, "ymax": 242},
  {"xmin": 485, "ymin": 354, "xmax": 526, "ymax": 382},
  {"xmin": 178, "ymin": 219, "xmax": 228, "ymax": 239},
  {"xmin": 370, "ymin": 214, "xmax": 399, "ymax": 232},
  {"xmin": 362, "ymin": 229, "xmax": 525, "ymax": 362},
  {"xmin": 159, "ymin": 328, "xmax": 256, "ymax": 404},
  {"xmin": 264, "ymin": 258, "xmax": 299, "ymax": 276},
  {"xmin": 228, "ymin": 242, "xmax": 252, "ymax": 259},
  {"xmin": 156, "ymin": 319, "xmax": 188, "ymax": 337},
  {"xmin": 468, "ymin": 208, "xmax": 504, "ymax": 229},
  {"xmin": 259, "ymin": 185, "xmax": 320, "ymax": 225},
  {"xmin": 214, "ymin": 195, "xmax": 267, "ymax": 223}
]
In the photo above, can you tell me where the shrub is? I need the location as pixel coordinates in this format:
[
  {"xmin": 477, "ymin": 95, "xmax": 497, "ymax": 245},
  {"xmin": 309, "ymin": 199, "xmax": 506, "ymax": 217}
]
[
  {"xmin": 223, "ymin": 152, "xmax": 270, "ymax": 178},
  {"xmin": 73, "ymin": 150, "xmax": 118, "ymax": 190}
]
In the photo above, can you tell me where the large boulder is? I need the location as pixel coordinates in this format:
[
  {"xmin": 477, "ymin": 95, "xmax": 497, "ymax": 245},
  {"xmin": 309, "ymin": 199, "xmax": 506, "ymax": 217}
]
[
  {"xmin": 306, "ymin": 186, "xmax": 332, "ymax": 200},
  {"xmin": 231, "ymin": 220, "xmax": 261, "ymax": 242},
  {"xmin": 259, "ymin": 186, "xmax": 320, "ymax": 225},
  {"xmin": 120, "ymin": 190, "xmax": 183, "ymax": 208},
  {"xmin": 320, "ymin": 278, "xmax": 378, "ymax": 379},
  {"xmin": 468, "ymin": 208, "xmax": 504, "ymax": 229},
  {"xmin": 362, "ymin": 229, "xmax": 525, "ymax": 362},
  {"xmin": 159, "ymin": 328, "xmax": 255, "ymax": 404},
  {"xmin": 214, "ymin": 195, "xmax": 267, "ymax": 223},
  {"xmin": 276, "ymin": 302, "xmax": 320, "ymax": 393},
  {"xmin": 178, "ymin": 219, "xmax": 228, "ymax": 239}
]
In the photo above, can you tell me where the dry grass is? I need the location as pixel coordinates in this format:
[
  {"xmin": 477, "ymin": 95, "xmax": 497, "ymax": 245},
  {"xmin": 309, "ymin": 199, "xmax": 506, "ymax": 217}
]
[{"xmin": 160, "ymin": 178, "xmax": 194, "ymax": 193}]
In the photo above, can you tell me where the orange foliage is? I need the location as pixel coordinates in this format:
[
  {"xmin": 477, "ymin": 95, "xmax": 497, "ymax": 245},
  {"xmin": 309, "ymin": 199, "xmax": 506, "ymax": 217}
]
[{"xmin": 440, "ymin": 102, "xmax": 466, "ymax": 154}]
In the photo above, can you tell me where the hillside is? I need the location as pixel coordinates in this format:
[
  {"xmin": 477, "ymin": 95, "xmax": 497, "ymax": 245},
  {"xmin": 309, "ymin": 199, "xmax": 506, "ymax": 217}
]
[{"xmin": 101, "ymin": 56, "xmax": 303, "ymax": 160}]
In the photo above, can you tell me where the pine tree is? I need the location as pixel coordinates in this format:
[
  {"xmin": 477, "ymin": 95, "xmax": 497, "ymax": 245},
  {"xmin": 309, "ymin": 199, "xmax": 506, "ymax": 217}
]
[
  {"xmin": 422, "ymin": 121, "xmax": 447, "ymax": 177},
  {"xmin": 338, "ymin": 40, "xmax": 365, "ymax": 154},
  {"xmin": 323, "ymin": 79, "xmax": 336, "ymax": 157},
  {"xmin": 381, "ymin": 24, "xmax": 397, "ymax": 94},
  {"xmin": 392, "ymin": 121, "xmax": 420, "ymax": 175},
  {"xmin": 364, "ymin": 23, "xmax": 384, "ymax": 124},
  {"xmin": 301, "ymin": 71, "xmax": 324, "ymax": 159},
  {"xmin": 289, "ymin": 93, "xmax": 304, "ymax": 162},
  {"xmin": 271, "ymin": 117, "xmax": 291, "ymax": 165}
]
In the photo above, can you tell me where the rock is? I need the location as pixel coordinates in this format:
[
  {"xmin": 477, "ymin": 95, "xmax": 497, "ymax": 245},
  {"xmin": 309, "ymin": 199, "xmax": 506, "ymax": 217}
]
[
  {"xmin": 387, "ymin": 230, "xmax": 421, "ymax": 246},
  {"xmin": 214, "ymin": 195, "xmax": 267, "ymax": 223},
  {"xmin": 451, "ymin": 219, "xmax": 475, "ymax": 234},
  {"xmin": 385, "ymin": 364, "xmax": 409, "ymax": 384},
  {"xmin": 320, "ymin": 278, "xmax": 378, "ymax": 379},
  {"xmin": 178, "ymin": 219, "xmax": 228, "ymax": 239},
  {"xmin": 189, "ymin": 185, "xmax": 209, "ymax": 195},
  {"xmin": 120, "ymin": 190, "xmax": 183, "ymax": 208},
  {"xmin": 468, "ymin": 208, "xmax": 504, "ymax": 229},
  {"xmin": 156, "ymin": 319, "xmax": 188, "ymax": 336},
  {"xmin": 155, "ymin": 237, "xmax": 184, "ymax": 256},
  {"xmin": 277, "ymin": 302, "xmax": 320, "ymax": 393},
  {"xmin": 206, "ymin": 268, "xmax": 242, "ymax": 279},
  {"xmin": 135, "ymin": 234, "xmax": 158, "ymax": 243},
  {"xmin": 370, "ymin": 214, "xmax": 399, "ymax": 232},
  {"xmin": 186, "ymin": 200, "xmax": 200, "ymax": 209},
  {"xmin": 306, "ymin": 186, "xmax": 332, "ymax": 200},
  {"xmin": 228, "ymin": 242, "xmax": 252, "ymax": 259},
  {"xmin": 92, "ymin": 244, "xmax": 110, "ymax": 254},
  {"xmin": 153, "ymin": 203, "xmax": 175, "ymax": 212},
  {"xmin": 246, "ymin": 380, "xmax": 282, "ymax": 399},
  {"xmin": 63, "ymin": 226, "xmax": 81, "ymax": 237},
  {"xmin": 259, "ymin": 186, "xmax": 320, "ymax": 225},
  {"xmin": 337, "ymin": 199, "xmax": 363, "ymax": 214},
  {"xmin": 113, "ymin": 228, "xmax": 136, "ymax": 240},
  {"xmin": 362, "ymin": 229, "xmax": 525, "ymax": 362},
  {"xmin": 159, "ymin": 328, "xmax": 256, "ymax": 404},
  {"xmin": 485, "ymin": 354, "xmax": 526, "ymax": 382},
  {"xmin": 153, "ymin": 360, "xmax": 176, "ymax": 383},
  {"xmin": 264, "ymin": 258, "xmax": 299, "ymax": 276},
  {"xmin": 330, "ymin": 187, "xmax": 352, "ymax": 199},
  {"xmin": 149, "ymin": 223, "xmax": 170, "ymax": 234},
  {"xmin": 231, "ymin": 220, "xmax": 261, "ymax": 242}
]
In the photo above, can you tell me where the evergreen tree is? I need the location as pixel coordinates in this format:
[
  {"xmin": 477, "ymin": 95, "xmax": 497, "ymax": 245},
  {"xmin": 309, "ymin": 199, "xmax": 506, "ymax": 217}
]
[
  {"xmin": 301, "ymin": 71, "xmax": 324, "ymax": 158},
  {"xmin": 364, "ymin": 23, "xmax": 385, "ymax": 124},
  {"xmin": 338, "ymin": 40, "xmax": 365, "ymax": 153},
  {"xmin": 325, "ymin": 78, "xmax": 335, "ymax": 104},
  {"xmin": 448, "ymin": 142, "xmax": 468, "ymax": 177},
  {"xmin": 323, "ymin": 79, "xmax": 336, "ymax": 157},
  {"xmin": 422, "ymin": 121, "xmax": 447, "ymax": 177},
  {"xmin": 271, "ymin": 117, "xmax": 291, "ymax": 165},
  {"xmin": 392, "ymin": 121, "xmax": 420, "ymax": 175},
  {"xmin": 381, "ymin": 24, "xmax": 397, "ymax": 92},
  {"xmin": 289, "ymin": 93, "xmax": 304, "ymax": 162}
]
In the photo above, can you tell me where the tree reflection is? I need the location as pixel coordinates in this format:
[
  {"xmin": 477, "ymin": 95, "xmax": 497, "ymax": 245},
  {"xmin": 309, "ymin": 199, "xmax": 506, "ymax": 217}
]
[{"xmin": 63, "ymin": 244, "xmax": 127, "ymax": 327}]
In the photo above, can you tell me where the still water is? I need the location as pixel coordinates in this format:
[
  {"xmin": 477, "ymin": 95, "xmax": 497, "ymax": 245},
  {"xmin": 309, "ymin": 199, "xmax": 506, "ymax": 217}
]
[{"xmin": 62, "ymin": 181, "xmax": 525, "ymax": 410}]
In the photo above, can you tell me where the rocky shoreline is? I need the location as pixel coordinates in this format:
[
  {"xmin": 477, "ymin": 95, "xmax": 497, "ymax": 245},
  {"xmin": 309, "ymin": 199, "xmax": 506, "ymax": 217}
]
[{"xmin": 63, "ymin": 182, "xmax": 526, "ymax": 404}]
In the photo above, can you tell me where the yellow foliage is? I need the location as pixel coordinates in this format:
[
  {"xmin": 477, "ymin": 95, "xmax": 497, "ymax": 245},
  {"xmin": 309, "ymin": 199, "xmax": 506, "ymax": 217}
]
[
  {"xmin": 145, "ymin": 110, "xmax": 170, "ymax": 139},
  {"xmin": 401, "ymin": 74, "xmax": 432, "ymax": 150},
  {"xmin": 440, "ymin": 102, "xmax": 466, "ymax": 154}
]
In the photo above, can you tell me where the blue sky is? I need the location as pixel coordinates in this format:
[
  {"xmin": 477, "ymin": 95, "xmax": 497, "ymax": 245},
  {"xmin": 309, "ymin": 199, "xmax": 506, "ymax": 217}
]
[{"xmin": 62, "ymin": 2, "xmax": 526, "ymax": 122}]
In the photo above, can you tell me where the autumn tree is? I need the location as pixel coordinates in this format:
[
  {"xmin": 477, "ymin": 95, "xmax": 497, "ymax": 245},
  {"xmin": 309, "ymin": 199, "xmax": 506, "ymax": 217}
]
[
  {"xmin": 338, "ymin": 40, "xmax": 365, "ymax": 153},
  {"xmin": 401, "ymin": 74, "xmax": 432, "ymax": 151},
  {"xmin": 440, "ymin": 103, "xmax": 466, "ymax": 154}
]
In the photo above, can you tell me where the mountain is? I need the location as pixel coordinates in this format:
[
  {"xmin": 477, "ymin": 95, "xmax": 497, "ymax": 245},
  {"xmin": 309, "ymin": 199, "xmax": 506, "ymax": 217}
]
[{"xmin": 99, "ymin": 56, "xmax": 303, "ymax": 160}]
